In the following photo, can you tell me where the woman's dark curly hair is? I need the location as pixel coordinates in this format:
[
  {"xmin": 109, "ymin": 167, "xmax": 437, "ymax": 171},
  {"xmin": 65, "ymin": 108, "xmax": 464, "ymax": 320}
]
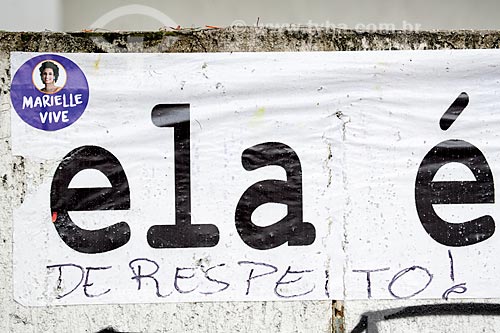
[{"xmin": 39, "ymin": 61, "xmax": 59, "ymax": 82}]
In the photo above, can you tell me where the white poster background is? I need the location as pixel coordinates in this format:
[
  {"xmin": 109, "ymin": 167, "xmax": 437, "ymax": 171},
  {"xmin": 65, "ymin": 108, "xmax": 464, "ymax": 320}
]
[
  {"xmin": 11, "ymin": 52, "xmax": 344, "ymax": 305},
  {"xmin": 10, "ymin": 50, "xmax": 500, "ymax": 305}
]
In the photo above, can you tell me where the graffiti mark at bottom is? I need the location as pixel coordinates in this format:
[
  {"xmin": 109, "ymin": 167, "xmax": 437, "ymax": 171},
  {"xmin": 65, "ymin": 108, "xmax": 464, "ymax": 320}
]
[{"xmin": 351, "ymin": 303, "xmax": 500, "ymax": 333}]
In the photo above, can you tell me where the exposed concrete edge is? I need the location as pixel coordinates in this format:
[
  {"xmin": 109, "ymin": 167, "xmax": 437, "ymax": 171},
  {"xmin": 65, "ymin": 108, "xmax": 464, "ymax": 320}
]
[{"xmin": 1, "ymin": 27, "xmax": 500, "ymax": 54}]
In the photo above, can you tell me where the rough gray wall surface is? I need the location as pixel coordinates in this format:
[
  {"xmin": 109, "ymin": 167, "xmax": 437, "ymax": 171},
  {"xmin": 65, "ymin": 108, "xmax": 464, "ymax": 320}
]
[
  {"xmin": 1, "ymin": 28, "xmax": 500, "ymax": 54},
  {"xmin": 1, "ymin": 28, "xmax": 500, "ymax": 333}
]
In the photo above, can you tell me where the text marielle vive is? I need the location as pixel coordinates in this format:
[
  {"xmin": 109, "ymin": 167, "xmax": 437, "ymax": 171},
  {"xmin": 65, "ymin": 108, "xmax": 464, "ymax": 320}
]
[{"xmin": 22, "ymin": 93, "xmax": 84, "ymax": 124}]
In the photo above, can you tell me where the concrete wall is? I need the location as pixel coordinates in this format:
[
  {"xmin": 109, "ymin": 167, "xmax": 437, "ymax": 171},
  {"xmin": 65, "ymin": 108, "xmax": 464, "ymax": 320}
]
[{"xmin": 1, "ymin": 28, "xmax": 500, "ymax": 332}]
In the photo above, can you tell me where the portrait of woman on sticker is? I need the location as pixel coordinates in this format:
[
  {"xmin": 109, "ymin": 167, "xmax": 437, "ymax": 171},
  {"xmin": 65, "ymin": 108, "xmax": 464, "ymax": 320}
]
[{"xmin": 38, "ymin": 61, "xmax": 63, "ymax": 94}]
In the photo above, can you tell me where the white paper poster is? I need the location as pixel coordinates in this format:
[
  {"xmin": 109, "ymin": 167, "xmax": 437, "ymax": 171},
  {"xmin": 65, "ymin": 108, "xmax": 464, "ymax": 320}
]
[{"xmin": 10, "ymin": 50, "xmax": 500, "ymax": 305}]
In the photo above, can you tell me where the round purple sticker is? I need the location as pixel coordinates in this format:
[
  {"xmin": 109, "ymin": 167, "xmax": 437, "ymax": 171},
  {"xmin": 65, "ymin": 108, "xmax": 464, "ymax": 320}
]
[{"xmin": 11, "ymin": 54, "xmax": 89, "ymax": 131}]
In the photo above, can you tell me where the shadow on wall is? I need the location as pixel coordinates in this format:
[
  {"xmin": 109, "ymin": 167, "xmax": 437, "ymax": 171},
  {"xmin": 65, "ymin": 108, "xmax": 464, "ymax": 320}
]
[{"xmin": 351, "ymin": 303, "xmax": 500, "ymax": 333}]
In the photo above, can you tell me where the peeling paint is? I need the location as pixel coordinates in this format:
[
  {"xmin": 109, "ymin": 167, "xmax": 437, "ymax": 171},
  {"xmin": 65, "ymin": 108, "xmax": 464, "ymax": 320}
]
[{"xmin": 333, "ymin": 300, "xmax": 345, "ymax": 333}]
